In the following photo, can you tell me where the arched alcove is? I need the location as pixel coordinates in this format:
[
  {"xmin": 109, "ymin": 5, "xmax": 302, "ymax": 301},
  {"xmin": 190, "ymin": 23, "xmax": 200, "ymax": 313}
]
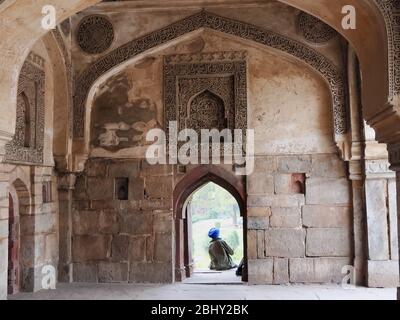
[
  {"xmin": 173, "ymin": 165, "xmax": 247, "ymax": 282},
  {"xmin": 8, "ymin": 179, "xmax": 33, "ymax": 294},
  {"xmin": 186, "ymin": 90, "xmax": 227, "ymax": 132}
]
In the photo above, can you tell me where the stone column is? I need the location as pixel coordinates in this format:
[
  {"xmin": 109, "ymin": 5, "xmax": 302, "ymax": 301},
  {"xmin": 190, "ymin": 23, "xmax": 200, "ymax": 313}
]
[
  {"xmin": 0, "ymin": 126, "xmax": 12, "ymax": 298},
  {"xmin": 388, "ymin": 143, "xmax": 400, "ymax": 299},
  {"xmin": 347, "ymin": 47, "xmax": 366, "ymax": 285},
  {"xmin": 184, "ymin": 202, "xmax": 193, "ymax": 278},
  {"xmin": 57, "ymin": 173, "xmax": 75, "ymax": 282},
  {"xmin": 0, "ymin": 175, "xmax": 9, "ymax": 300}
]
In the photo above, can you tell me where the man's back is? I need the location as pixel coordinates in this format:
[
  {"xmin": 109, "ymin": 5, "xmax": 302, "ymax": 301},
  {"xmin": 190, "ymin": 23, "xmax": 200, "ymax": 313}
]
[{"xmin": 208, "ymin": 239, "xmax": 236, "ymax": 270}]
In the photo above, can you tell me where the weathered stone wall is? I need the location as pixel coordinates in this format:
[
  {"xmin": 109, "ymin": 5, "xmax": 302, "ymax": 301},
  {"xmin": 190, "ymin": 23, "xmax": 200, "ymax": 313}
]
[
  {"xmin": 0, "ymin": 40, "xmax": 59, "ymax": 299},
  {"xmin": 72, "ymin": 10, "xmax": 352, "ymax": 284},
  {"xmin": 247, "ymin": 154, "xmax": 352, "ymax": 284},
  {"xmin": 72, "ymin": 159, "xmax": 174, "ymax": 283}
]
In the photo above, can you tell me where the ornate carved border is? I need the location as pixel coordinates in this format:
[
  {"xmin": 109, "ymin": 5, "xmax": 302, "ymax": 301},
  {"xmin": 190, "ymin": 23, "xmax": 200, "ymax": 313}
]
[
  {"xmin": 374, "ymin": 0, "xmax": 400, "ymax": 99},
  {"xmin": 74, "ymin": 10, "xmax": 346, "ymax": 138},
  {"xmin": 5, "ymin": 54, "xmax": 45, "ymax": 164},
  {"xmin": 164, "ymin": 51, "xmax": 247, "ymax": 141},
  {"xmin": 52, "ymin": 27, "xmax": 74, "ymax": 137}
]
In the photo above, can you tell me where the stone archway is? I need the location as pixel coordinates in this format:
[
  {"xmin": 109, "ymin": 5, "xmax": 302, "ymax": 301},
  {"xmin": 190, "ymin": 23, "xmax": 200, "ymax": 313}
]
[
  {"xmin": 8, "ymin": 179, "xmax": 33, "ymax": 294},
  {"xmin": 73, "ymin": 10, "xmax": 347, "ymax": 141},
  {"xmin": 0, "ymin": 0, "xmax": 391, "ymax": 153},
  {"xmin": 173, "ymin": 165, "xmax": 247, "ymax": 282}
]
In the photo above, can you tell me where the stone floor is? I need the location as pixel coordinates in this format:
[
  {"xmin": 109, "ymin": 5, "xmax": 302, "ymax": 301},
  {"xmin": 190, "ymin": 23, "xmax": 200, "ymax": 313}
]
[
  {"xmin": 9, "ymin": 282, "xmax": 395, "ymax": 300},
  {"xmin": 184, "ymin": 269, "xmax": 242, "ymax": 284}
]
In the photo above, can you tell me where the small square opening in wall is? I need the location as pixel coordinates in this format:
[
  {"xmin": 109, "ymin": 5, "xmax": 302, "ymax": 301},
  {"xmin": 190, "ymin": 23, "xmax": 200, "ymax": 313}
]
[
  {"xmin": 291, "ymin": 173, "xmax": 305, "ymax": 194},
  {"xmin": 115, "ymin": 177, "xmax": 129, "ymax": 200},
  {"xmin": 42, "ymin": 181, "xmax": 52, "ymax": 203}
]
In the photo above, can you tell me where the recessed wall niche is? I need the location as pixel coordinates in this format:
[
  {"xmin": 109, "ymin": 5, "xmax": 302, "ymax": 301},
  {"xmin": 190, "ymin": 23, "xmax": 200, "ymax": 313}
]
[{"xmin": 115, "ymin": 177, "xmax": 129, "ymax": 200}]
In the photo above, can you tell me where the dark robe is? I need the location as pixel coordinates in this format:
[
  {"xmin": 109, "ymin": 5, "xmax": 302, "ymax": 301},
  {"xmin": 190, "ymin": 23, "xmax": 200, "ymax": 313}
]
[{"xmin": 208, "ymin": 238, "xmax": 236, "ymax": 270}]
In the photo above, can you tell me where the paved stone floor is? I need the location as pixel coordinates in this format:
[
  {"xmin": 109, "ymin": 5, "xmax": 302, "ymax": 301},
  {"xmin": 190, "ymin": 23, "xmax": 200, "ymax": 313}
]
[
  {"xmin": 9, "ymin": 282, "xmax": 395, "ymax": 300},
  {"xmin": 184, "ymin": 269, "xmax": 242, "ymax": 284}
]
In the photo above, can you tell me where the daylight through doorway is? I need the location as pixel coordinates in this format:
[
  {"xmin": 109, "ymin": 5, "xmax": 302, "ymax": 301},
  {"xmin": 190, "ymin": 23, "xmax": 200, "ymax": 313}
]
[{"xmin": 185, "ymin": 182, "xmax": 243, "ymax": 284}]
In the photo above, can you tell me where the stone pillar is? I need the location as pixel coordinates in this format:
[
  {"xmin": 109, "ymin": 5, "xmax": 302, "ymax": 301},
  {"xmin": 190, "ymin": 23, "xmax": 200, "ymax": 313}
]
[
  {"xmin": 174, "ymin": 218, "xmax": 186, "ymax": 281},
  {"xmin": 388, "ymin": 143, "xmax": 400, "ymax": 298},
  {"xmin": 347, "ymin": 47, "xmax": 366, "ymax": 285},
  {"xmin": 57, "ymin": 173, "xmax": 75, "ymax": 282},
  {"xmin": 184, "ymin": 202, "xmax": 193, "ymax": 277},
  {"xmin": 0, "ymin": 177, "xmax": 9, "ymax": 300}
]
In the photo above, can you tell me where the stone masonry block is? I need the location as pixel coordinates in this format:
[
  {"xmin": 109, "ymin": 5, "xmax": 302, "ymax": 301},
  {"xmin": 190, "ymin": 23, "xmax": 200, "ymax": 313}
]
[
  {"xmin": 289, "ymin": 257, "xmax": 351, "ymax": 283},
  {"xmin": 367, "ymin": 260, "xmax": 400, "ymax": 288},
  {"xmin": 306, "ymin": 178, "xmax": 351, "ymax": 205},
  {"xmin": 130, "ymin": 236, "xmax": 146, "ymax": 262},
  {"xmin": 247, "ymin": 207, "xmax": 271, "ymax": 217},
  {"xmin": 73, "ymin": 263, "xmax": 98, "ymax": 282},
  {"xmin": 277, "ymin": 155, "xmax": 311, "ymax": 173},
  {"xmin": 257, "ymin": 230, "xmax": 265, "ymax": 258},
  {"xmin": 72, "ymin": 235, "xmax": 112, "ymax": 262},
  {"xmin": 87, "ymin": 178, "xmax": 113, "ymax": 200},
  {"xmin": 310, "ymin": 154, "xmax": 346, "ymax": 178},
  {"xmin": 274, "ymin": 174, "xmax": 292, "ymax": 194},
  {"xmin": 270, "ymin": 207, "xmax": 301, "ymax": 228},
  {"xmin": 273, "ymin": 258, "xmax": 289, "ymax": 284},
  {"xmin": 248, "ymin": 258, "xmax": 273, "ymax": 284},
  {"xmin": 247, "ymin": 230, "xmax": 257, "ymax": 259},
  {"xmin": 248, "ymin": 194, "xmax": 305, "ymax": 208},
  {"xmin": 111, "ymin": 235, "xmax": 130, "ymax": 262},
  {"xmin": 154, "ymin": 233, "xmax": 172, "ymax": 262},
  {"xmin": 129, "ymin": 262, "xmax": 172, "ymax": 283},
  {"xmin": 247, "ymin": 173, "xmax": 274, "ymax": 195},
  {"xmin": 145, "ymin": 176, "xmax": 172, "ymax": 199},
  {"xmin": 306, "ymin": 228, "xmax": 352, "ymax": 257},
  {"xmin": 248, "ymin": 217, "xmax": 269, "ymax": 230},
  {"xmin": 265, "ymin": 228, "xmax": 305, "ymax": 258},
  {"xmin": 73, "ymin": 210, "xmax": 98, "ymax": 235},
  {"xmin": 302, "ymin": 205, "xmax": 351, "ymax": 228},
  {"xmin": 108, "ymin": 161, "xmax": 139, "ymax": 178},
  {"xmin": 365, "ymin": 179, "xmax": 390, "ymax": 260},
  {"xmin": 98, "ymin": 262, "xmax": 128, "ymax": 283},
  {"xmin": 120, "ymin": 213, "xmax": 153, "ymax": 236}
]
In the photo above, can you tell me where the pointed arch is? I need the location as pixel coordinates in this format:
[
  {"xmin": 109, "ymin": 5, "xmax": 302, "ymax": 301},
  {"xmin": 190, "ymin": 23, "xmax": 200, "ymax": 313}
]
[
  {"xmin": 73, "ymin": 10, "xmax": 347, "ymax": 140},
  {"xmin": 173, "ymin": 165, "xmax": 246, "ymax": 219}
]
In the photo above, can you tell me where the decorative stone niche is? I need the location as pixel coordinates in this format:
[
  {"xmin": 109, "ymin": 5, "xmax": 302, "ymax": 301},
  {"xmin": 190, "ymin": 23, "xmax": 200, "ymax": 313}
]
[
  {"xmin": 5, "ymin": 52, "xmax": 45, "ymax": 164},
  {"xmin": 164, "ymin": 51, "xmax": 247, "ymax": 143},
  {"xmin": 291, "ymin": 173, "xmax": 306, "ymax": 194}
]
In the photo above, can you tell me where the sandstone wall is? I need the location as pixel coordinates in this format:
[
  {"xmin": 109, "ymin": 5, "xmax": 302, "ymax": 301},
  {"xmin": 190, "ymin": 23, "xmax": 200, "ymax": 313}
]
[
  {"xmin": 72, "ymin": 159, "xmax": 174, "ymax": 283},
  {"xmin": 70, "ymin": 5, "xmax": 353, "ymax": 285},
  {"xmin": 0, "ymin": 40, "xmax": 59, "ymax": 299},
  {"xmin": 247, "ymin": 154, "xmax": 352, "ymax": 284}
]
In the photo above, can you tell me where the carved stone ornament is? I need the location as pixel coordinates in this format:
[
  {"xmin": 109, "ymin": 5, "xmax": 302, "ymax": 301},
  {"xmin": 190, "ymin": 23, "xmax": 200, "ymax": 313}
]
[
  {"xmin": 297, "ymin": 12, "xmax": 337, "ymax": 44},
  {"xmin": 373, "ymin": 0, "xmax": 400, "ymax": 98},
  {"xmin": 365, "ymin": 159, "xmax": 395, "ymax": 178},
  {"xmin": 164, "ymin": 51, "xmax": 247, "ymax": 144},
  {"xmin": 74, "ymin": 10, "xmax": 346, "ymax": 138},
  {"xmin": 5, "ymin": 53, "xmax": 45, "ymax": 164},
  {"xmin": 76, "ymin": 15, "xmax": 115, "ymax": 55}
]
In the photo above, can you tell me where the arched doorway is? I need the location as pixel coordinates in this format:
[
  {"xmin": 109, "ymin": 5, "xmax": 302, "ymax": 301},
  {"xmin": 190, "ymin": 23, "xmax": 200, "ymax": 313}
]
[
  {"xmin": 7, "ymin": 179, "xmax": 32, "ymax": 295},
  {"xmin": 173, "ymin": 165, "xmax": 247, "ymax": 283},
  {"xmin": 187, "ymin": 182, "xmax": 243, "ymax": 283}
]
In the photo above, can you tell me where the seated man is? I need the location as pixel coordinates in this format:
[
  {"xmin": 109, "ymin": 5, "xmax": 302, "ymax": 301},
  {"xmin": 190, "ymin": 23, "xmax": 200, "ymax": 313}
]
[{"xmin": 208, "ymin": 227, "xmax": 237, "ymax": 271}]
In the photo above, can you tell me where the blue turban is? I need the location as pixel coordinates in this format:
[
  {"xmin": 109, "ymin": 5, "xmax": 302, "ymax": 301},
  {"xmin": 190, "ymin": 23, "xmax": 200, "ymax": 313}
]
[{"xmin": 208, "ymin": 228, "xmax": 220, "ymax": 239}]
